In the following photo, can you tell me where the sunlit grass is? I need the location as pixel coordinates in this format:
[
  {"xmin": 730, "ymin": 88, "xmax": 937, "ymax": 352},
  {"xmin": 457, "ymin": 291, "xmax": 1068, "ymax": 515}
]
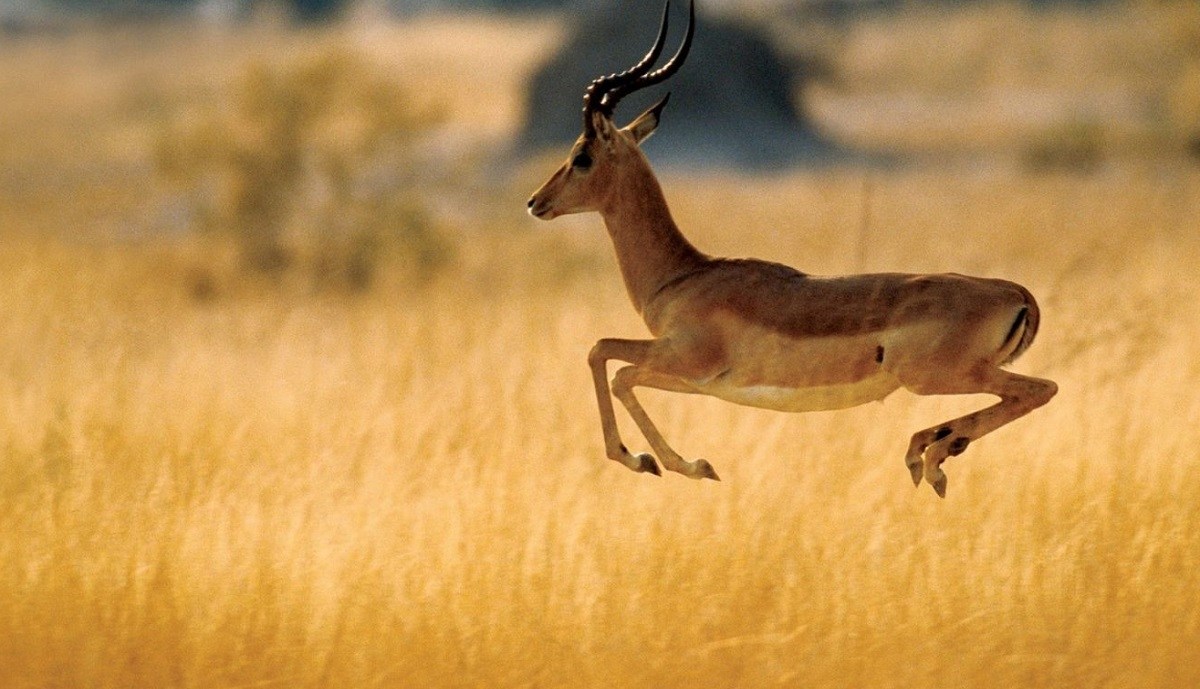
[{"xmin": 3, "ymin": 164, "xmax": 1199, "ymax": 687}]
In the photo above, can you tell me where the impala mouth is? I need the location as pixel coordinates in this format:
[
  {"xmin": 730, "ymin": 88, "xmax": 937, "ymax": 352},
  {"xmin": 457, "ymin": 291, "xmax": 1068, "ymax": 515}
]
[{"xmin": 527, "ymin": 197, "xmax": 555, "ymax": 219}]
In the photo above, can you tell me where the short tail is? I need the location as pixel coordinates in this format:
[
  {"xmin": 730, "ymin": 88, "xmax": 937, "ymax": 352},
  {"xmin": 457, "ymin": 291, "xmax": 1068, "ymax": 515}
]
[{"xmin": 999, "ymin": 285, "xmax": 1041, "ymax": 366}]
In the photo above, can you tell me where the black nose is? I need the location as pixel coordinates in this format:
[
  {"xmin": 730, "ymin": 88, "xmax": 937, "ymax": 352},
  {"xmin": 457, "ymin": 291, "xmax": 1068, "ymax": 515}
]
[{"xmin": 526, "ymin": 197, "xmax": 535, "ymax": 209}]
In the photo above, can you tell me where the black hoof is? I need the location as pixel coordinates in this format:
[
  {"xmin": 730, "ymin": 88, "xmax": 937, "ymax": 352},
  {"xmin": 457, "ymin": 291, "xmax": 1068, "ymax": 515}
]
[
  {"xmin": 693, "ymin": 459, "xmax": 720, "ymax": 481},
  {"xmin": 636, "ymin": 453, "xmax": 661, "ymax": 476},
  {"xmin": 932, "ymin": 476, "xmax": 947, "ymax": 498}
]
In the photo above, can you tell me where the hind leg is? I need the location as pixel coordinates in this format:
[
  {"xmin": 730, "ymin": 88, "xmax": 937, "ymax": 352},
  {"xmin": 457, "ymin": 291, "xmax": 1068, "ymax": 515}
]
[{"xmin": 902, "ymin": 366, "xmax": 1057, "ymax": 497}]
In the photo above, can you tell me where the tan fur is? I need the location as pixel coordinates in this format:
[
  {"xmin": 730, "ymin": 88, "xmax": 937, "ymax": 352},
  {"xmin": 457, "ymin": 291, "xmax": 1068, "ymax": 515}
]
[{"xmin": 528, "ymin": 64, "xmax": 1057, "ymax": 497}]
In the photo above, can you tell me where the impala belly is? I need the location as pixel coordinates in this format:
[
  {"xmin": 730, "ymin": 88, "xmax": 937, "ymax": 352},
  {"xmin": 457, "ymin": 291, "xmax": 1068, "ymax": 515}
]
[
  {"xmin": 701, "ymin": 370, "xmax": 901, "ymax": 412},
  {"xmin": 685, "ymin": 325, "xmax": 903, "ymax": 413}
]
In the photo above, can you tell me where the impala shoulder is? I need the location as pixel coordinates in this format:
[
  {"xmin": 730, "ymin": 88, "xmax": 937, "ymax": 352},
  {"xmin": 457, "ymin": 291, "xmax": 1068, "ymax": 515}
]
[
  {"xmin": 642, "ymin": 258, "xmax": 800, "ymax": 330},
  {"xmin": 654, "ymin": 257, "xmax": 805, "ymax": 291},
  {"xmin": 721, "ymin": 257, "xmax": 811, "ymax": 282}
]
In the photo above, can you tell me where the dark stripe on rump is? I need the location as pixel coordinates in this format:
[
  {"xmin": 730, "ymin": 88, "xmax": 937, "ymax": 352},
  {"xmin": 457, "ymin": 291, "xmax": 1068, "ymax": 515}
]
[{"xmin": 999, "ymin": 306, "xmax": 1028, "ymax": 363}]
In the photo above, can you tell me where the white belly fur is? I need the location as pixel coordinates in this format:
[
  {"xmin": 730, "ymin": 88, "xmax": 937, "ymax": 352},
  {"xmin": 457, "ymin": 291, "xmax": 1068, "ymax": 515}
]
[{"xmin": 698, "ymin": 369, "xmax": 902, "ymax": 413}]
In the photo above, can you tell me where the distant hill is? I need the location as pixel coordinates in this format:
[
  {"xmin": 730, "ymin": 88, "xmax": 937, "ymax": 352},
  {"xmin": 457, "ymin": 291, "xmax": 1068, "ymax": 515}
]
[{"xmin": 518, "ymin": 1, "xmax": 842, "ymax": 169}]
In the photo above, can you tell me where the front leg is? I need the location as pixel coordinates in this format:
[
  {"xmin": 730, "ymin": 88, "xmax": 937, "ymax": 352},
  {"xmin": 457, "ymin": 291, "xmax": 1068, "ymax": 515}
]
[
  {"xmin": 587, "ymin": 339, "xmax": 660, "ymax": 475},
  {"xmin": 611, "ymin": 366, "xmax": 720, "ymax": 481}
]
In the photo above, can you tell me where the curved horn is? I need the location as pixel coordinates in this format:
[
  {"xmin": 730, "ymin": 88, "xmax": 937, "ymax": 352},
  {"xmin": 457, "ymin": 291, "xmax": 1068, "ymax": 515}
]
[
  {"xmin": 582, "ymin": 1, "xmax": 672, "ymax": 138},
  {"xmin": 599, "ymin": 0, "xmax": 694, "ymax": 114}
]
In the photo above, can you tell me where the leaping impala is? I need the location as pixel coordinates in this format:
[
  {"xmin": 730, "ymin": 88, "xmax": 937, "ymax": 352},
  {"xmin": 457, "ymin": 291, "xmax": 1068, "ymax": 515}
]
[{"xmin": 526, "ymin": 0, "xmax": 1057, "ymax": 496}]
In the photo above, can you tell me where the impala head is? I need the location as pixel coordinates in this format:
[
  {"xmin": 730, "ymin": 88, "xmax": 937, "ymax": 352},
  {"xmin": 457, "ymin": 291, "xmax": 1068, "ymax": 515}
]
[{"xmin": 527, "ymin": 0, "xmax": 694, "ymax": 220}]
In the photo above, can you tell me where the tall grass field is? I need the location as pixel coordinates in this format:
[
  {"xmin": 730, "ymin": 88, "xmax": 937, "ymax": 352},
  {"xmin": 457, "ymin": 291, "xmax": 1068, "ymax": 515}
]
[{"xmin": 2, "ymin": 7, "xmax": 1199, "ymax": 688}]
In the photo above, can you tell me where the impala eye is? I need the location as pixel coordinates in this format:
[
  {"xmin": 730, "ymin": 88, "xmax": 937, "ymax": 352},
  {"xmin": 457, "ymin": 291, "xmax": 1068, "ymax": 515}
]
[{"xmin": 571, "ymin": 151, "xmax": 593, "ymax": 170}]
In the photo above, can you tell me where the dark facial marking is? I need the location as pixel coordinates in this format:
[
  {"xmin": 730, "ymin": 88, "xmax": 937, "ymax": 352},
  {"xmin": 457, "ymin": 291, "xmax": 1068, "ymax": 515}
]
[{"xmin": 934, "ymin": 427, "xmax": 953, "ymax": 441}]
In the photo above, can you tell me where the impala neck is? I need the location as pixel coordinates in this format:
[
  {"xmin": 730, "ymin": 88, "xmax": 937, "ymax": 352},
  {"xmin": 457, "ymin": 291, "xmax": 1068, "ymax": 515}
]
[{"xmin": 598, "ymin": 161, "xmax": 706, "ymax": 313}]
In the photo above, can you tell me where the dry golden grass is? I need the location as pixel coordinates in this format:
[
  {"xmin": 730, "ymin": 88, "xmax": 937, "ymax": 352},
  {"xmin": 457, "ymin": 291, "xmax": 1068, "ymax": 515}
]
[
  {"xmin": 4, "ymin": 169, "xmax": 1199, "ymax": 688},
  {"xmin": 2, "ymin": 9, "xmax": 1200, "ymax": 689}
]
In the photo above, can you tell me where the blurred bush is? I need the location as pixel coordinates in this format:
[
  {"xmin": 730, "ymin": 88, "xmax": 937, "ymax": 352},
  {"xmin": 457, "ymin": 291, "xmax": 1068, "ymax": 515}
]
[
  {"xmin": 155, "ymin": 48, "xmax": 451, "ymax": 297},
  {"xmin": 1021, "ymin": 119, "xmax": 1105, "ymax": 173},
  {"xmin": 1169, "ymin": 63, "xmax": 1200, "ymax": 161}
]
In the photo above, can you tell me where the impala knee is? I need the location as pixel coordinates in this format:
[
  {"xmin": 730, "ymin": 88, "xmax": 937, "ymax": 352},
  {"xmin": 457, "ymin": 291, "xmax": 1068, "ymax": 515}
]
[{"xmin": 587, "ymin": 342, "xmax": 607, "ymax": 371}]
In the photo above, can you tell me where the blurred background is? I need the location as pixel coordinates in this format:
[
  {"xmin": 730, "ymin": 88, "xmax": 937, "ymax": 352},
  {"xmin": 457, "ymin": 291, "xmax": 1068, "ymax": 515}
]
[
  {"xmin": 2, "ymin": 0, "xmax": 1198, "ymax": 277},
  {"xmin": 2, "ymin": 2, "xmax": 1199, "ymax": 687}
]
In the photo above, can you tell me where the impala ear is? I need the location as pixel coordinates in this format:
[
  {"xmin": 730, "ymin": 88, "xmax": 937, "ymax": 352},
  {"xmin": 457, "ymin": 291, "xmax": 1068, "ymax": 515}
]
[{"xmin": 623, "ymin": 93, "xmax": 670, "ymax": 145}]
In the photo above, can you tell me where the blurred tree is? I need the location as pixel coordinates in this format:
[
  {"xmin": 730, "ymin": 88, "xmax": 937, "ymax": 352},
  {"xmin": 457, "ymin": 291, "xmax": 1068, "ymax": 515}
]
[
  {"xmin": 283, "ymin": 0, "xmax": 347, "ymax": 21},
  {"xmin": 519, "ymin": 0, "xmax": 841, "ymax": 168}
]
